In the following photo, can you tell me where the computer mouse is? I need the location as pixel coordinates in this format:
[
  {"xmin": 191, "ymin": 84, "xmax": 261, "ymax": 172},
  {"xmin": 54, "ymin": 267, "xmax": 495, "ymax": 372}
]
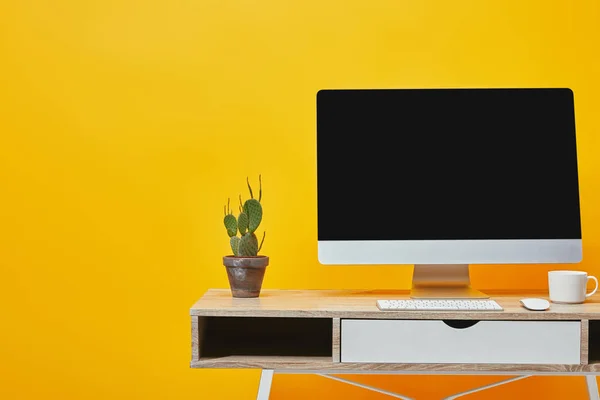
[{"xmin": 520, "ymin": 298, "xmax": 550, "ymax": 311}]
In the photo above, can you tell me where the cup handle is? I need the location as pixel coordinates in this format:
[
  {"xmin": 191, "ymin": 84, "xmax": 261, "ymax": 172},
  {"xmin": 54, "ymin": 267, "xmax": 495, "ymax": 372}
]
[{"xmin": 586, "ymin": 276, "xmax": 598, "ymax": 298}]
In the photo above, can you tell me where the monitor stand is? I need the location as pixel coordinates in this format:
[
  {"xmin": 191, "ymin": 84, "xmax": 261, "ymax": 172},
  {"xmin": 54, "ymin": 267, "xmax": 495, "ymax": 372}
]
[{"xmin": 410, "ymin": 264, "xmax": 489, "ymax": 299}]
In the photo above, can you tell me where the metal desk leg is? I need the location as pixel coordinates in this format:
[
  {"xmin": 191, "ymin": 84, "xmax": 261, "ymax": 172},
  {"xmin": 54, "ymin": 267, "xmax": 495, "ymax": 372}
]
[
  {"xmin": 442, "ymin": 376, "xmax": 530, "ymax": 400},
  {"xmin": 257, "ymin": 370, "xmax": 274, "ymax": 400},
  {"xmin": 318, "ymin": 374, "xmax": 414, "ymax": 399},
  {"xmin": 586, "ymin": 376, "xmax": 599, "ymax": 400}
]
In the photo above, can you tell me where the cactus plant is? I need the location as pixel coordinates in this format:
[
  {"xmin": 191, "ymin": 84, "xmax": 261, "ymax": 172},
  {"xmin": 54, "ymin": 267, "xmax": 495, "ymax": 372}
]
[{"xmin": 223, "ymin": 175, "xmax": 266, "ymax": 257}]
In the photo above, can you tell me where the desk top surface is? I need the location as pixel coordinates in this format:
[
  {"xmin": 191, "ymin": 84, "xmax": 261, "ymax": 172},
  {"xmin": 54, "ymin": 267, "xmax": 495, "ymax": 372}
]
[{"xmin": 191, "ymin": 289, "xmax": 600, "ymax": 320}]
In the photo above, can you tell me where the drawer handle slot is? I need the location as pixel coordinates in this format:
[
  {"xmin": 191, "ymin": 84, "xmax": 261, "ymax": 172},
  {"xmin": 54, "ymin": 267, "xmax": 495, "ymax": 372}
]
[{"xmin": 442, "ymin": 320, "xmax": 480, "ymax": 329}]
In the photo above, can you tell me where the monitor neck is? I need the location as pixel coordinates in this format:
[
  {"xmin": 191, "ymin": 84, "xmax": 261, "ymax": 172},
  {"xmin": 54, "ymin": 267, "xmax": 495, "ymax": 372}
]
[{"xmin": 410, "ymin": 264, "xmax": 489, "ymax": 299}]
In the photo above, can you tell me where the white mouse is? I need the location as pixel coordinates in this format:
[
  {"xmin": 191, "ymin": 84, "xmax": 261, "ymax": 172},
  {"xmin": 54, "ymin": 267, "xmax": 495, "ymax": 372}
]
[{"xmin": 520, "ymin": 298, "xmax": 550, "ymax": 311}]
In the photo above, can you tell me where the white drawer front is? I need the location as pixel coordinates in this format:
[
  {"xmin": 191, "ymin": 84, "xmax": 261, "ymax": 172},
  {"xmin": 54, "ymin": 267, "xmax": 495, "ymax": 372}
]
[{"xmin": 341, "ymin": 320, "xmax": 580, "ymax": 364}]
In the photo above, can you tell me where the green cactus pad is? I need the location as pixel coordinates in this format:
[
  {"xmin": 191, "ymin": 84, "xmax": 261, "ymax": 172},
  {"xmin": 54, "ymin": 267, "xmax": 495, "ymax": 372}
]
[
  {"xmin": 223, "ymin": 214, "xmax": 238, "ymax": 237},
  {"xmin": 238, "ymin": 212, "xmax": 249, "ymax": 235},
  {"xmin": 230, "ymin": 236, "xmax": 240, "ymax": 256},
  {"xmin": 238, "ymin": 232, "xmax": 259, "ymax": 256},
  {"xmin": 243, "ymin": 199, "xmax": 262, "ymax": 233}
]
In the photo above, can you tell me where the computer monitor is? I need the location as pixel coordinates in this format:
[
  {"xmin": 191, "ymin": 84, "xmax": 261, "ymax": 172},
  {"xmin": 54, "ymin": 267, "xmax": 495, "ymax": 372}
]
[{"xmin": 316, "ymin": 88, "xmax": 582, "ymax": 298}]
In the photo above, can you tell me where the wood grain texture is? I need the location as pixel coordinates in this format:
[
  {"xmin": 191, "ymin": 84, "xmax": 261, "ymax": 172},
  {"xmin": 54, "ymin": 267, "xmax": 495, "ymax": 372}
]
[
  {"xmin": 332, "ymin": 318, "xmax": 340, "ymax": 363},
  {"xmin": 190, "ymin": 289, "xmax": 600, "ymax": 373},
  {"xmin": 190, "ymin": 355, "xmax": 600, "ymax": 373},
  {"xmin": 191, "ymin": 316, "xmax": 200, "ymax": 361},
  {"xmin": 190, "ymin": 289, "xmax": 600, "ymax": 320},
  {"xmin": 582, "ymin": 319, "xmax": 589, "ymax": 365}
]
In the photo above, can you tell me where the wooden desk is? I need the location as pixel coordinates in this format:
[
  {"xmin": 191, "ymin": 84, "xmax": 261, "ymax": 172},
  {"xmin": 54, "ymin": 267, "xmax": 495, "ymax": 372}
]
[{"xmin": 191, "ymin": 289, "xmax": 600, "ymax": 399}]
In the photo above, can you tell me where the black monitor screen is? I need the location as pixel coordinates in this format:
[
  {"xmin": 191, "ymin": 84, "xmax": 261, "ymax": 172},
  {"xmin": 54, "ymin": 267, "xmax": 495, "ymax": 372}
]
[{"xmin": 317, "ymin": 88, "xmax": 581, "ymax": 241}]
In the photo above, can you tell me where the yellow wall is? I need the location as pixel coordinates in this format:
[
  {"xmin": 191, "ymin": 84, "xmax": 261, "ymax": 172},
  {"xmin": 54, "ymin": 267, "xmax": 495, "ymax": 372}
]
[{"xmin": 1, "ymin": 0, "xmax": 599, "ymax": 398}]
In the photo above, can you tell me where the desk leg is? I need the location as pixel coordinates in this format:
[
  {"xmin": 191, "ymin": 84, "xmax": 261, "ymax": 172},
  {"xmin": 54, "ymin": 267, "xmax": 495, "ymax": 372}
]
[
  {"xmin": 442, "ymin": 376, "xmax": 530, "ymax": 400},
  {"xmin": 586, "ymin": 376, "xmax": 599, "ymax": 400},
  {"xmin": 318, "ymin": 374, "xmax": 414, "ymax": 399},
  {"xmin": 256, "ymin": 369, "xmax": 274, "ymax": 400}
]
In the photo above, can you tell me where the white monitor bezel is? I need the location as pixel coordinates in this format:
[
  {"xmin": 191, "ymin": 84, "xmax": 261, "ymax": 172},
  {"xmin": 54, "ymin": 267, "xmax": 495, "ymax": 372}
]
[{"xmin": 317, "ymin": 239, "xmax": 582, "ymax": 265}]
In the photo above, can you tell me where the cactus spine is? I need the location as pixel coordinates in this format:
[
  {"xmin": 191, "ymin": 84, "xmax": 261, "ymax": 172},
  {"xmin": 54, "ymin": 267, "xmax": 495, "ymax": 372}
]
[{"xmin": 223, "ymin": 175, "xmax": 266, "ymax": 257}]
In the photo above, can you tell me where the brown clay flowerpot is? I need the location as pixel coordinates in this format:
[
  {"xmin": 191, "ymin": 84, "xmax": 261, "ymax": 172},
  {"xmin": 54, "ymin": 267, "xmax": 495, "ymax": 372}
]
[{"xmin": 223, "ymin": 255, "xmax": 269, "ymax": 298}]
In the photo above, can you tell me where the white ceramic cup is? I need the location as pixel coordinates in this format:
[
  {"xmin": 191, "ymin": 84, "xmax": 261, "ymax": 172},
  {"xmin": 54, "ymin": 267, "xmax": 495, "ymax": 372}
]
[{"xmin": 548, "ymin": 270, "xmax": 598, "ymax": 304}]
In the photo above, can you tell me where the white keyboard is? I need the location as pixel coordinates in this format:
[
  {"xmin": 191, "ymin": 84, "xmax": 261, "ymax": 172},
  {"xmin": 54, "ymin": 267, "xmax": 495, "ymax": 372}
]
[{"xmin": 376, "ymin": 299, "xmax": 503, "ymax": 311}]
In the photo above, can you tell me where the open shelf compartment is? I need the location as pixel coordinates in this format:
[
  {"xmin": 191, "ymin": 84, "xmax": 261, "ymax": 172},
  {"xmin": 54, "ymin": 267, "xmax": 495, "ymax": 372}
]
[
  {"xmin": 588, "ymin": 320, "xmax": 600, "ymax": 364},
  {"xmin": 193, "ymin": 316, "xmax": 333, "ymax": 364}
]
